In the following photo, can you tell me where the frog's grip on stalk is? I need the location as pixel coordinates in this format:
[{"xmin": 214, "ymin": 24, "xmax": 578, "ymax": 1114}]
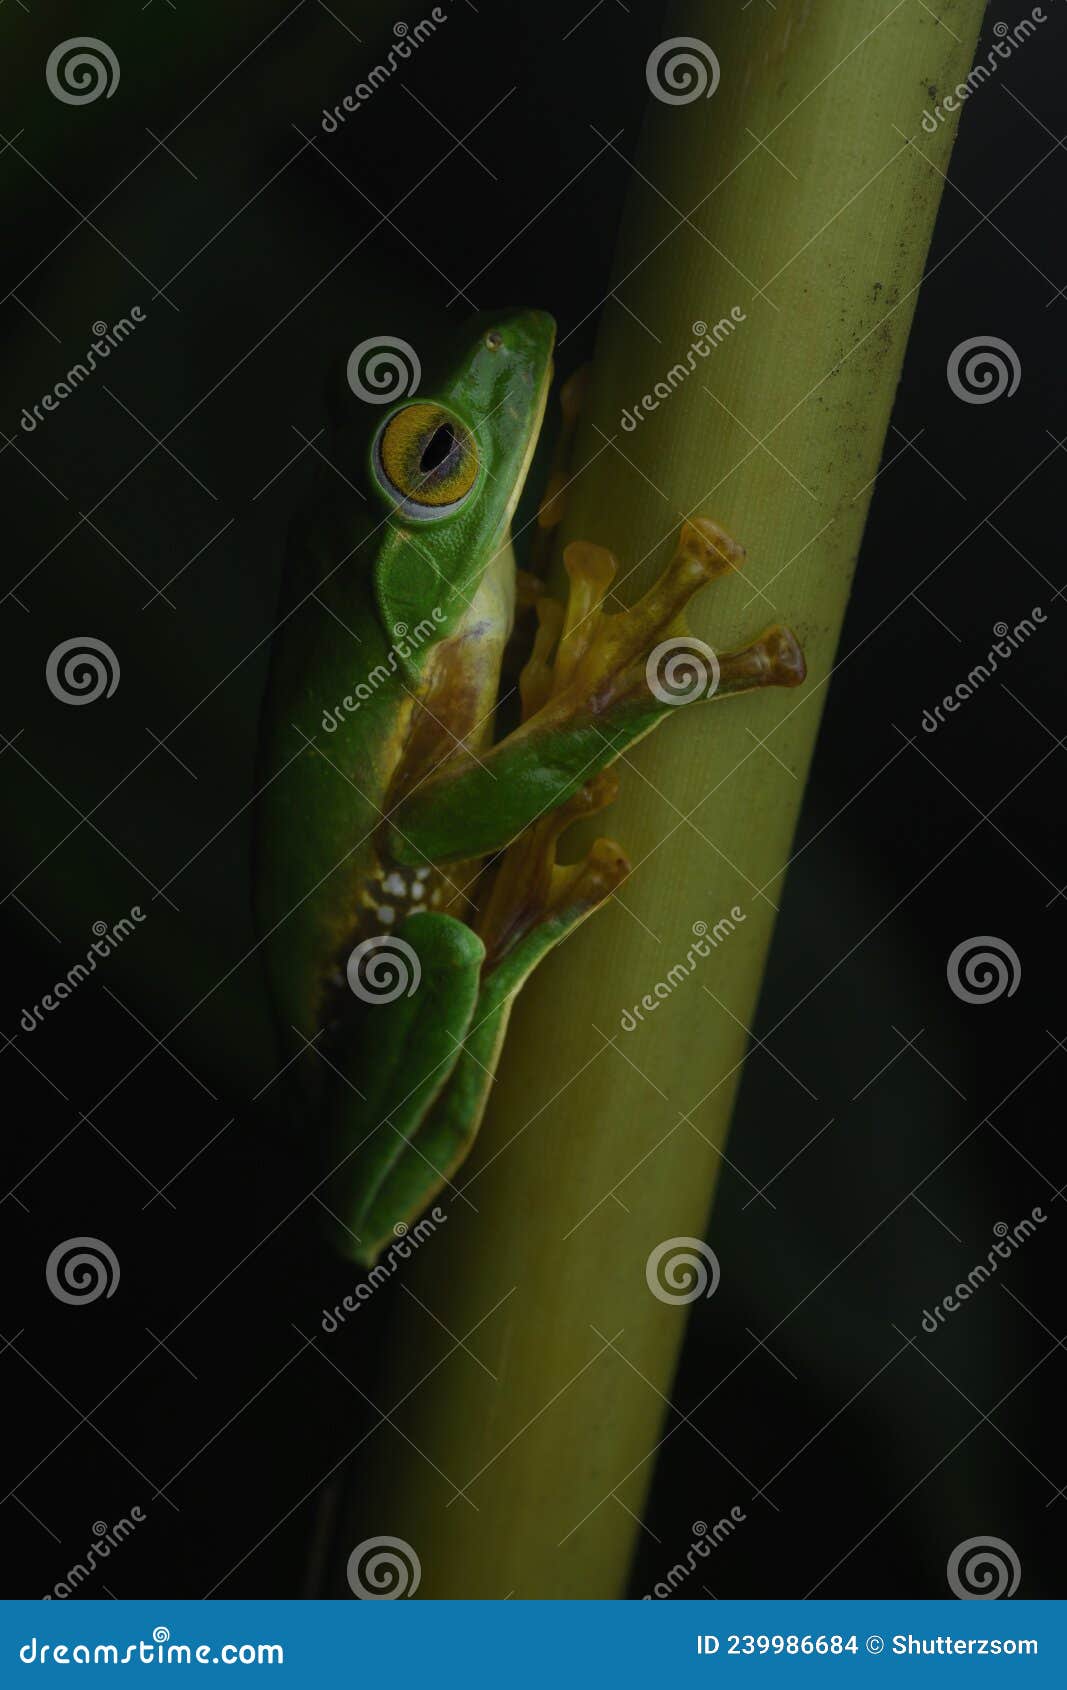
[
  {"xmin": 387, "ymin": 517, "xmax": 804, "ymax": 867},
  {"xmin": 477, "ymin": 769, "xmax": 628, "ymax": 971}
]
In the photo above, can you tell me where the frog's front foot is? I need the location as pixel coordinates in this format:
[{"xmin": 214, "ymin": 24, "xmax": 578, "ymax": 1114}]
[
  {"xmin": 389, "ymin": 518, "xmax": 805, "ymax": 866},
  {"xmin": 536, "ymin": 517, "xmax": 804, "ymax": 720}
]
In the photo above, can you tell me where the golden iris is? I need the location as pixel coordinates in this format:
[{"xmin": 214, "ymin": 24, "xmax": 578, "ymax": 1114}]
[{"xmin": 375, "ymin": 403, "xmax": 478, "ymax": 512}]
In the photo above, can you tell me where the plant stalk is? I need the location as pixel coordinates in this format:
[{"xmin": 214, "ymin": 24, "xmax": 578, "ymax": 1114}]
[{"xmin": 343, "ymin": 0, "xmax": 987, "ymax": 1598}]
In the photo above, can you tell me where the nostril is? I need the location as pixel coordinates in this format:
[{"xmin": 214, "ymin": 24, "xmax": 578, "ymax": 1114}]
[{"xmin": 420, "ymin": 424, "xmax": 456, "ymax": 474}]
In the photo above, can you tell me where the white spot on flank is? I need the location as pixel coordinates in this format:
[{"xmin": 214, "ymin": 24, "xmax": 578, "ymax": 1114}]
[
  {"xmin": 410, "ymin": 881, "xmax": 425, "ymax": 901},
  {"xmin": 378, "ymin": 905, "xmax": 396, "ymax": 925},
  {"xmin": 382, "ymin": 872, "xmax": 407, "ymax": 897}
]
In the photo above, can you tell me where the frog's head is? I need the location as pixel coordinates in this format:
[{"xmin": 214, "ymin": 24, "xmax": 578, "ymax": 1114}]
[{"xmin": 367, "ymin": 309, "xmax": 556, "ymax": 639}]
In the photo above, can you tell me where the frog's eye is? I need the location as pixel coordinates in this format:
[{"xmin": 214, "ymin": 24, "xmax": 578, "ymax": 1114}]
[{"xmin": 372, "ymin": 402, "xmax": 478, "ymax": 519}]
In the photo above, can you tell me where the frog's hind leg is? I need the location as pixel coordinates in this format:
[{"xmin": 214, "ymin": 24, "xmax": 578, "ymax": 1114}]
[
  {"xmin": 320, "ymin": 910, "xmax": 484, "ymax": 1264},
  {"xmin": 347, "ymin": 775, "xmax": 628, "ymax": 1264},
  {"xmin": 388, "ymin": 517, "xmax": 805, "ymax": 866}
]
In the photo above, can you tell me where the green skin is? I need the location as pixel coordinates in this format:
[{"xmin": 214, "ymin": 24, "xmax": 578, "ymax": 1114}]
[{"xmin": 255, "ymin": 309, "xmax": 800, "ymax": 1266}]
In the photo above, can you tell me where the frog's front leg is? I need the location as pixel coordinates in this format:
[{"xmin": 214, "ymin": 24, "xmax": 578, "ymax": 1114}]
[{"xmin": 387, "ymin": 518, "xmax": 805, "ymax": 866}]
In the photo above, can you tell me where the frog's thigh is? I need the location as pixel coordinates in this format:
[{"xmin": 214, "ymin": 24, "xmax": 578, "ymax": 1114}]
[
  {"xmin": 355, "ymin": 818, "xmax": 628, "ymax": 1263},
  {"xmin": 321, "ymin": 910, "xmax": 484, "ymax": 1264},
  {"xmin": 349, "ymin": 979, "xmax": 511, "ymax": 1266}
]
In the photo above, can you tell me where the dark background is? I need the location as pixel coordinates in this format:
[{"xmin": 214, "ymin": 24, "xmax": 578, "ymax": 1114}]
[{"xmin": 1, "ymin": 1, "xmax": 1063, "ymax": 1600}]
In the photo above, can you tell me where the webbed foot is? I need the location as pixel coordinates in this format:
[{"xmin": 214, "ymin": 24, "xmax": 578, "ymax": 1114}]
[{"xmin": 389, "ymin": 519, "xmax": 805, "ymax": 866}]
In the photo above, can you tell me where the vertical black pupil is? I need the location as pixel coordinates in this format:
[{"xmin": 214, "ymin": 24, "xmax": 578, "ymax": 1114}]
[{"xmin": 421, "ymin": 423, "xmax": 456, "ymax": 475}]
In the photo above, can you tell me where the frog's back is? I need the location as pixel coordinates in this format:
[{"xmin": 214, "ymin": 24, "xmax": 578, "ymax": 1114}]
[{"xmin": 254, "ymin": 502, "xmax": 412, "ymax": 1051}]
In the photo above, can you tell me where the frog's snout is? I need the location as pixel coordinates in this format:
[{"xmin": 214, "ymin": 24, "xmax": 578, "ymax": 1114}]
[{"xmin": 476, "ymin": 307, "xmax": 556, "ymax": 365}]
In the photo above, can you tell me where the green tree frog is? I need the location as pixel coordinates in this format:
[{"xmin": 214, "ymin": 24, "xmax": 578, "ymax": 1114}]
[{"xmin": 255, "ymin": 310, "xmax": 804, "ymax": 1266}]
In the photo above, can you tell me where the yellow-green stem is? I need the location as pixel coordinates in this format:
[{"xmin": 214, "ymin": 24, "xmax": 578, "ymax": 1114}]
[{"xmin": 352, "ymin": 0, "xmax": 986, "ymax": 1598}]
